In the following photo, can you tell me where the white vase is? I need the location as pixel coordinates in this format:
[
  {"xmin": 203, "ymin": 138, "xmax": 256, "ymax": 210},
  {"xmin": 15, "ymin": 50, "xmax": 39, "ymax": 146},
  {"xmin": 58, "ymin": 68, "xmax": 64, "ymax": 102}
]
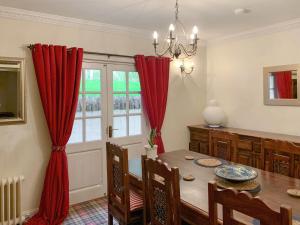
[
  {"xmin": 202, "ymin": 99, "xmax": 225, "ymax": 128},
  {"xmin": 144, "ymin": 145, "xmax": 158, "ymax": 159}
]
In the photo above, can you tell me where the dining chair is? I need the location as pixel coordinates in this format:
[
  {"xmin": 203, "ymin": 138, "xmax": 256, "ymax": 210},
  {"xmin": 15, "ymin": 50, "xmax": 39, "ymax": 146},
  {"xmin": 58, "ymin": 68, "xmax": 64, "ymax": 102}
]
[
  {"xmin": 143, "ymin": 158, "xmax": 181, "ymax": 225},
  {"xmin": 262, "ymin": 139, "xmax": 300, "ymax": 178},
  {"xmin": 208, "ymin": 181, "xmax": 293, "ymax": 225},
  {"xmin": 106, "ymin": 142, "xmax": 144, "ymax": 225},
  {"xmin": 209, "ymin": 130, "xmax": 238, "ymax": 161}
]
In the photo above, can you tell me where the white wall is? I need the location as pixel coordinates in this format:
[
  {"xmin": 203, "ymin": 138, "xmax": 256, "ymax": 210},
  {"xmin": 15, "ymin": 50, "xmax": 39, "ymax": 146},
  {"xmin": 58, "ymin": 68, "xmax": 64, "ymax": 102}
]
[
  {"xmin": 0, "ymin": 16, "xmax": 206, "ymax": 213},
  {"xmin": 163, "ymin": 49, "xmax": 207, "ymax": 151},
  {"xmin": 207, "ymin": 27, "xmax": 300, "ymax": 136}
]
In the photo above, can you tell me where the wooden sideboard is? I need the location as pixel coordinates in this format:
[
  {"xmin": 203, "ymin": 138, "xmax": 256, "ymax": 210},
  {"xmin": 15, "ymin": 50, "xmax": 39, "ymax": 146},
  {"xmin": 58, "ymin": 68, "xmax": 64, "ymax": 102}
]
[{"xmin": 188, "ymin": 125, "xmax": 300, "ymax": 179}]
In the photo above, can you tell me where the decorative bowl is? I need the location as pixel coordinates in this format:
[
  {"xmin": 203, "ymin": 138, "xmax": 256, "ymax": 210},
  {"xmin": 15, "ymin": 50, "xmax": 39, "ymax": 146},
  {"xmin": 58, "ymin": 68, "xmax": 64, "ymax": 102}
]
[{"xmin": 215, "ymin": 164, "xmax": 258, "ymax": 182}]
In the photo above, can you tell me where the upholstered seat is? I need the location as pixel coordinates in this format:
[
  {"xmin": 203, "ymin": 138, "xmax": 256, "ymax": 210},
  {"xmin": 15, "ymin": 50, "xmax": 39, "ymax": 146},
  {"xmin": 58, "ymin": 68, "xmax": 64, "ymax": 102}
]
[{"xmin": 129, "ymin": 190, "xmax": 143, "ymax": 211}]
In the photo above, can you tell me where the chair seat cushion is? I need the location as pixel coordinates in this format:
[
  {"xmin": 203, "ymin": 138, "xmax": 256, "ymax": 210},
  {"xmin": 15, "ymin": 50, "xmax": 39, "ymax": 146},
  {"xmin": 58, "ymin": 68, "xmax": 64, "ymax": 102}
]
[{"xmin": 130, "ymin": 190, "xmax": 143, "ymax": 211}]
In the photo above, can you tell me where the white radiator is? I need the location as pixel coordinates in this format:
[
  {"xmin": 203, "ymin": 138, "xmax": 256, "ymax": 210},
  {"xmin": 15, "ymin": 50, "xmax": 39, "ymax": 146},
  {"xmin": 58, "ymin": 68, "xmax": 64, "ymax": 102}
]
[{"xmin": 0, "ymin": 176, "xmax": 24, "ymax": 225}]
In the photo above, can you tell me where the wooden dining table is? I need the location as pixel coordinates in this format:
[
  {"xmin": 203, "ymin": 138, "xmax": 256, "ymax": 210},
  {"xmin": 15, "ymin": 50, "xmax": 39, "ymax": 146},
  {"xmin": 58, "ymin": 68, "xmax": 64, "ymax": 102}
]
[{"xmin": 128, "ymin": 150, "xmax": 300, "ymax": 225}]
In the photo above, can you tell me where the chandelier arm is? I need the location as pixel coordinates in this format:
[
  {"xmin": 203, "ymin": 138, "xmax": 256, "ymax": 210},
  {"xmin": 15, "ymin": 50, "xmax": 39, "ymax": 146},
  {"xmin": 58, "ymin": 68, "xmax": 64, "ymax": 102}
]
[
  {"xmin": 178, "ymin": 43, "xmax": 197, "ymax": 57},
  {"xmin": 183, "ymin": 66, "xmax": 194, "ymax": 75},
  {"xmin": 154, "ymin": 45, "xmax": 173, "ymax": 57}
]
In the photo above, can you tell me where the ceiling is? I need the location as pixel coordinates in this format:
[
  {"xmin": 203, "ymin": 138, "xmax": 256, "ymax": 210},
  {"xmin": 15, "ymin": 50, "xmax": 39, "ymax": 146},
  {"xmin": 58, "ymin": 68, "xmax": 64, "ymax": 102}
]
[{"xmin": 0, "ymin": 0, "xmax": 300, "ymax": 40}]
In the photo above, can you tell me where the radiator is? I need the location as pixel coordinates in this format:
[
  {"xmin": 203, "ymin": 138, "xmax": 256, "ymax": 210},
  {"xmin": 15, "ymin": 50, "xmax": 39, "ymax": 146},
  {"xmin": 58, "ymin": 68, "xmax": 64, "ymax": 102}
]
[{"xmin": 0, "ymin": 176, "xmax": 24, "ymax": 225}]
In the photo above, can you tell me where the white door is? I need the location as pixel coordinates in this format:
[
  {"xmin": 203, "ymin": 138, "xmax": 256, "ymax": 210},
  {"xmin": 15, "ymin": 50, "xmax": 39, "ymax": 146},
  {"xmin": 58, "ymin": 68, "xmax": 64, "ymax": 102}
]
[
  {"xmin": 107, "ymin": 64, "xmax": 147, "ymax": 159},
  {"xmin": 67, "ymin": 60, "xmax": 147, "ymax": 205}
]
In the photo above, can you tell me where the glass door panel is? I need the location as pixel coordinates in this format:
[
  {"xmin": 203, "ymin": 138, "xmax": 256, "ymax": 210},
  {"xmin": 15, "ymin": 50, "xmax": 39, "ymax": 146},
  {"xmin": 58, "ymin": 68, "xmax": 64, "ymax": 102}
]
[{"xmin": 107, "ymin": 64, "xmax": 144, "ymax": 141}]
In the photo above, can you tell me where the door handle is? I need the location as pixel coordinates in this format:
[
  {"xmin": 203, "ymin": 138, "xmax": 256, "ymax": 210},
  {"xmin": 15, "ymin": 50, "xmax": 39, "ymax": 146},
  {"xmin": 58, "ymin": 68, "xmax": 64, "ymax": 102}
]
[{"xmin": 108, "ymin": 125, "xmax": 119, "ymax": 138}]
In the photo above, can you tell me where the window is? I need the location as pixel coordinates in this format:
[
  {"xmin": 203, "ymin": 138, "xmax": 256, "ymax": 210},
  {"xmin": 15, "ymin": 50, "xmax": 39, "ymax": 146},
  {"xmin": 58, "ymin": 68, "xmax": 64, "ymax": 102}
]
[
  {"xmin": 112, "ymin": 71, "xmax": 142, "ymax": 138},
  {"xmin": 269, "ymin": 74, "xmax": 276, "ymax": 99},
  {"xmin": 69, "ymin": 69, "xmax": 102, "ymax": 143}
]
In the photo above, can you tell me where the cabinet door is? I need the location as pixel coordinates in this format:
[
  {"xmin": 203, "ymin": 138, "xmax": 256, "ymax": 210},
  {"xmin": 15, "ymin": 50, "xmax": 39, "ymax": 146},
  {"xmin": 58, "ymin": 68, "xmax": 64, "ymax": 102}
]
[
  {"xmin": 212, "ymin": 138, "xmax": 231, "ymax": 161},
  {"xmin": 295, "ymin": 156, "xmax": 300, "ymax": 179},
  {"xmin": 199, "ymin": 142, "xmax": 209, "ymax": 155},
  {"xmin": 189, "ymin": 141, "xmax": 200, "ymax": 152},
  {"xmin": 270, "ymin": 153, "xmax": 291, "ymax": 176},
  {"xmin": 236, "ymin": 150, "xmax": 252, "ymax": 166}
]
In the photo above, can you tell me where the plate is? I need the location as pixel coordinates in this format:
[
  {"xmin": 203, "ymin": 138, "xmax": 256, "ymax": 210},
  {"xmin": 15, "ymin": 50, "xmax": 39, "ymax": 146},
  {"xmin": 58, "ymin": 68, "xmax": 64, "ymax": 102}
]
[
  {"xmin": 287, "ymin": 189, "xmax": 300, "ymax": 198},
  {"xmin": 196, "ymin": 158, "xmax": 222, "ymax": 167},
  {"xmin": 215, "ymin": 164, "xmax": 258, "ymax": 182}
]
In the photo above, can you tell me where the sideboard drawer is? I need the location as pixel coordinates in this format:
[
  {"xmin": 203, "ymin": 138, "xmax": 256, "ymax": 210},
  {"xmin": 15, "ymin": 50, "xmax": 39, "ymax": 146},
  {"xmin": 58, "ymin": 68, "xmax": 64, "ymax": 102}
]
[{"xmin": 190, "ymin": 130, "xmax": 209, "ymax": 141}]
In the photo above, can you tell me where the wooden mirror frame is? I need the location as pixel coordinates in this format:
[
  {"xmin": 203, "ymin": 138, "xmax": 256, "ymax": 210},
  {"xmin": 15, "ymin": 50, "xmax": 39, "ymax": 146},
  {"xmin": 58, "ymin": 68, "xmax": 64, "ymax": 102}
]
[
  {"xmin": 0, "ymin": 56, "xmax": 25, "ymax": 124},
  {"xmin": 263, "ymin": 64, "xmax": 300, "ymax": 106}
]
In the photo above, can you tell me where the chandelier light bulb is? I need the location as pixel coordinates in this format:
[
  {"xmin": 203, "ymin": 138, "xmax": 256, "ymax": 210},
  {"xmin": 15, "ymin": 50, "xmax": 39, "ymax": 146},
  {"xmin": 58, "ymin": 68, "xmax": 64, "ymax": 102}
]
[
  {"xmin": 192, "ymin": 26, "xmax": 198, "ymax": 34},
  {"xmin": 190, "ymin": 34, "xmax": 195, "ymax": 39},
  {"xmin": 169, "ymin": 24, "xmax": 175, "ymax": 32},
  {"xmin": 153, "ymin": 31, "xmax": 158, "ymax": 41}
]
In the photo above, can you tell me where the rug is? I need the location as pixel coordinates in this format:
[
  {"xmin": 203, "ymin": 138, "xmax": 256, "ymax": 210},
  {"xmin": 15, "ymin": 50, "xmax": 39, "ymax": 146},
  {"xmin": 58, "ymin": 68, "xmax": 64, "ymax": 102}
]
[{"xmin": 64, "ymin": 197, "xmax": 118, "ymax": 225}]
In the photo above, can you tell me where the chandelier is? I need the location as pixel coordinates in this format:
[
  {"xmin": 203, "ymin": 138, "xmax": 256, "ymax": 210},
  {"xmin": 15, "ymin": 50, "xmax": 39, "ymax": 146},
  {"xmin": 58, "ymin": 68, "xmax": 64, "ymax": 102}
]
[{"xmin": 152, "ymin": 0, "xmax": 199, "ymax": 59}]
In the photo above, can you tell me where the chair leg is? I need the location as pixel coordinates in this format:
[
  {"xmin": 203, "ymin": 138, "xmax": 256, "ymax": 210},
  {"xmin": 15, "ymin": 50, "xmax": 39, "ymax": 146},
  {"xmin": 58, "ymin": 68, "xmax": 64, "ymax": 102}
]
[{"xmin": 108, "ymin": 213, "xmax": 113, "ymax": 225}]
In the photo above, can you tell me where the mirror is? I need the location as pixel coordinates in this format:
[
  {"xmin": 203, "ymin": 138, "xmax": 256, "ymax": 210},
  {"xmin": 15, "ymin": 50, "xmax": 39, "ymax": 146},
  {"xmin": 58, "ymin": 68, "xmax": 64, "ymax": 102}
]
[
  {"xmin": 264, "ymin": 64, "xmax": 300, "ymax": 106},
  {"xmin": 0, "ymin": 57, "xmax": 25, "ymax": 124}
]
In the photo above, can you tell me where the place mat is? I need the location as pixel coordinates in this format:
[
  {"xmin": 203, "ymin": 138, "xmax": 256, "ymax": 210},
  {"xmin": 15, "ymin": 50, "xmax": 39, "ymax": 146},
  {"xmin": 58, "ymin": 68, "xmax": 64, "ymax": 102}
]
[
  {"xmin": 195, "ymin": 158, "xmax": 222, "ymax": 167},
  {"xmin": 183, "ymin": 174, "xmax": 195, "ymax": 181},
  {"xmin": 287, "ymin": 189, "xmax": 300, "ymax": 198},
  {"xmin": 215, "ymin": 177, "xmax": 260, "ymax": 193},
  {"xmin": 185, "ymin": 155, "xmax": 195, "ymax": 160},
  {"xmin": 253, "ymin": 215, "xmax": 300, "ymax": 225}
]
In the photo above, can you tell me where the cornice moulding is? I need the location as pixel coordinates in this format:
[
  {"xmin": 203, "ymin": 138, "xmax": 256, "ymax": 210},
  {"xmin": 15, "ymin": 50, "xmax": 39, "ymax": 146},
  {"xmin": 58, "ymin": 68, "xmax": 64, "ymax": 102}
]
[
  {"xmin": 208, "ymin": 17, "xmax": 300, "ymax": 45},
  {"xmin": 0, "ymin": 5, "xmax": 151, "ymax": 38}
]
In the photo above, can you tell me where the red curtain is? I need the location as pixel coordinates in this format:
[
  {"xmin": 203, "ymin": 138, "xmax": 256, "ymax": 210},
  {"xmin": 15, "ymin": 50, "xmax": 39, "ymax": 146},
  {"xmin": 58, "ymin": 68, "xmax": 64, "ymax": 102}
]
[
  {"xmin": 275, "ymin": 71, "xmax": 292, "ymax": 98},
  {"xmin": 26, "ymin": 44, "xmax": 83, "ymax": 225},
  {"xmin": 134, "ymin": 55, "xmax": 170, "ymax": 154}
]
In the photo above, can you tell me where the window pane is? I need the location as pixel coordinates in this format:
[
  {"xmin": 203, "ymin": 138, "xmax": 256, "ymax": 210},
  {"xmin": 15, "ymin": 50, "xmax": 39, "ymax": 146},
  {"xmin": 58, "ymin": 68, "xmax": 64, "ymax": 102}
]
[
  {"xmin": 80, "ymin": 71, "xmax": 83, "ymax": 92},
  {"xmin": 129, "ymin": 115, "xmax": 141, "ymax": 136},
  {"xmin": 270, "ymin": 90, "xmax": 275, "ymax": 99},
  {"xmin": 86, "ymin": 118, "xmax": 101, "ymax": 141},
  {"xmin": 85, "ymin": 69, "xmax": 101, "ymax": 92},
  {"xmin": 69, "ymin": 119, "xmax": 83, "ymax": 143},
  {"xmin": 113, "ymin": 71, "xmax": 126, "ymax": 92},
  {"xmin": 128, "ymin": 72, "xmax": 140, "ymax": 92},
  {"xmin": 86, "ymin": 94, "xmax": 101, "ymax": 117},
  {"xmin": 113, "ymin": 116, "xmax": 127, "ymax": 138},
  {"xmin": 75, "ymin": 94, "xmax": 83, "ymax": 118},
  {"xmin": 113, "ymin": 94, "xmax": 126, "ymax": 115},
  {"xmin": 269, "ymin": 74, "xmax": 275, "ymax": 89},
  {"xmin": 129, "ymin": 94, "xmax": 141, "ymax": 114}
]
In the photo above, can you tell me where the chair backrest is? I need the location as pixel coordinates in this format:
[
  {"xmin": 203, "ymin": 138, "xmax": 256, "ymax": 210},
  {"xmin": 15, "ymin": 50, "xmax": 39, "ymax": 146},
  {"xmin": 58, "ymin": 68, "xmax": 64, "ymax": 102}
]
[
  {"xmin": 210, "ymin": 131, "xmax": 237, "ymax": 161},
  {"xmin": 141, "ymin": 155, "xmax": 150, "ymax": 224},
  {"xmin": 208, "ymin": 181, "xmax": 292, "ymax": 225},
  {"xmin": 263, "ymin": 139, "xmax": 300, "ymax": 178},
  {"xmin": 143, "ymin": 158, "xmax": 181, "ymax": 225},
  {"xmin": 106, "ymin": 142, "xmax": 130, "ymax": 221}
]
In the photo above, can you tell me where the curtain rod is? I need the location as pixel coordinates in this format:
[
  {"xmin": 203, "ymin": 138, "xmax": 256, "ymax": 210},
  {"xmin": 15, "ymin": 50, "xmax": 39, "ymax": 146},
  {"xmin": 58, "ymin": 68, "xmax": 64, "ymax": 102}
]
[{"xmin": 27, "ymin": 44, "xmax": 134, "ymax": 59}]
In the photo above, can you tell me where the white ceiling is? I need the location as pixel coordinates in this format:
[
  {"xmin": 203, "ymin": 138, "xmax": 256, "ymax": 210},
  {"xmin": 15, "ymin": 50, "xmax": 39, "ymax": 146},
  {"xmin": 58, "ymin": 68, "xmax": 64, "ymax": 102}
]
[{"xmin": 0, "ymin": 0, "xmax": 300, "ymax": 40}]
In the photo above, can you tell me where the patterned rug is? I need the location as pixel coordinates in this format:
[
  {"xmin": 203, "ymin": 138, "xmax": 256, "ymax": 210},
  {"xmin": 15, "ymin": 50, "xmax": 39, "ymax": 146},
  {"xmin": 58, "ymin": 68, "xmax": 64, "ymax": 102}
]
[{"xmin": 64, "ymin": 197, "xmax": 117, "ymax": 225}]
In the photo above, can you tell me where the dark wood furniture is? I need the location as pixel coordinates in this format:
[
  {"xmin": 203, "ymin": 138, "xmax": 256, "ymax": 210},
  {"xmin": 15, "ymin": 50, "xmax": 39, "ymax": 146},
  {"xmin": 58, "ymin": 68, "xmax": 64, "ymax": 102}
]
[
  {"xmin": 143, "ymin": 158, "xmax": 181, "ymax": 225},
  {"xmin": 128, "ymin": 150, "xmax": 300, "ymax": 225},
  {"xmin": 263, "ymin": 140, "xmax": 300, "ymax": 179},
  {"xmin": 188, "ymin": 125, "xmax": 300, "ymax": 175},
  {"xmin": 208, "ymin": 181, "xmax": 292, "ymax": 225},
  {"xmin": 209, "ymin": 130, "xmax": 237, "ymax": 161},
  {"xmin": 106, "ymin": 142, "xmax": 143, "ymax": 225}
]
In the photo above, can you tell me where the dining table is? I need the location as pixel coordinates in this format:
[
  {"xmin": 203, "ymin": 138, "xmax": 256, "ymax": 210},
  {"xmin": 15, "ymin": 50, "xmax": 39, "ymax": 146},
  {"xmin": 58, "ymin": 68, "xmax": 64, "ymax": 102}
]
[{"xmin": 128, "ymin": 149, "xmax": 300, "ymax": 225}]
